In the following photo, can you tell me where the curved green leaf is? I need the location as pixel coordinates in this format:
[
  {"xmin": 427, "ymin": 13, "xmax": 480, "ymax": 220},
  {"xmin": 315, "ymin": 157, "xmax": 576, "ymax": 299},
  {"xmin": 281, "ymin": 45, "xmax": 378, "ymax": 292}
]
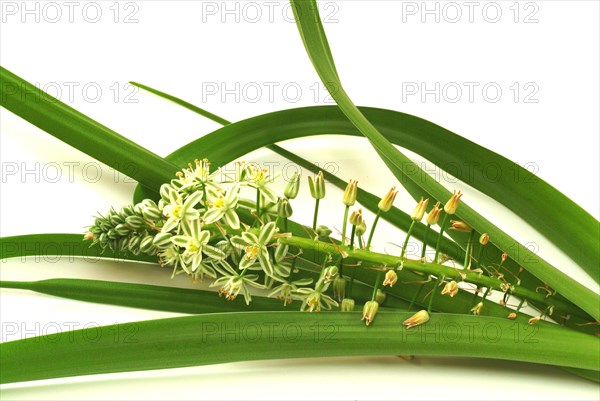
[
  {"xmin": 289, "ymin": 0, "xmax": 599, "ymax": 319},
  {"xmin": 1, "ymin": 311, "xmax": 597, "ymax": 384}
]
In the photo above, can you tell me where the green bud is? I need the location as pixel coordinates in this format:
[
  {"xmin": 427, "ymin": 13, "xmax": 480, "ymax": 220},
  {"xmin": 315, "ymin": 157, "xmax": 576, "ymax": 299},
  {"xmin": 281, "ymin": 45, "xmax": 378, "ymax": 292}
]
[
  {"xmin": 107, "ymin": 229, "xmax": 119, "ymax": 240},
  {"xmin": 139, "ymin": 235, "xmax": 156, "ymax": 254},
  {"xmin": 316, "ymin": 225, "xmax": 332, "ymax": 239},
  {"xmin": 356, "ymin": 220, "xmax": 367, "ymax": 236},
  {"xmin": 277, "ymin": 198, "xmax": 293, "ymax": 218},
  {"xmin": 110, "ymin": 214, "xmax": 125, "ymax": 226},
  {"xmin": 120, "ymin": 205, "xmax": 135, "ymax": 218},
  {"xmin": 308, "ymin": 171, "xmax": 326, "ymax": 200},
  {"xmin": 117, "ymin": 237, "xmax": 129, "ymax": 252},
  {"xmin": 133, "ymin": 204, "xmax": 144, "ymax": 216},
  {"xmin": 125, "ymin": 215, "xmax": 145, "ymax": 230},
  {"xmin": 349, "ymin": 209, "xmax": 363, "ymax": 226},
  {"xmin": 284, "ymin": 172, "xmax": 300, "ymax": 199},
  {"xmin": 375, "ymin": 289, "xmax": 386, "ymax": 305},
  {"xmin": 160, "ymin": 184, "xmax": 178, "ymax": 201},
  {"xmin": 341, "ymin": 298, "xmax": 355, "ymax": 312},
  {"xmin": 142, "ymin": 205, "xmax": 161, "ymax": 221},
  {"xmin": 115, "ymin": 224, "xmax": 130, "ymax": 236},
  {"xmin": 333, "ymin": 276, "xmax": 347, "ymax": 301},
  {"xmin": 342, "ymin": 179, "xmax": 358, "ymax": 206},
  {"xmin": 153, "ymin": 232, "xmax": 173, "ymax": 249},
  {"xmin": 128, "ymin": 236, "xmax": 142, "ymax": 255}
]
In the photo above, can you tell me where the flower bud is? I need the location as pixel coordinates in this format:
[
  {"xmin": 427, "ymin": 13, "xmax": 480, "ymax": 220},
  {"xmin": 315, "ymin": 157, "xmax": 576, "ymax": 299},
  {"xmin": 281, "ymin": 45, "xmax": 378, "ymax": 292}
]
[
  {"xmin": 127, "ymin": 236, "xmax": 142, "ymax": 255},
  {"xmin": 125, "ymin": 215, "xmax": 145, "ymax": 230},
  {"xmin": 356, "ymin": 220, "xmax": 367, "ymax": 236},
  {"xmin": 308, "ymin": 171, "xmax": 326, "ymax": 200},
  {"xmin": 470, "ymin": 302, "xmax": 484, "ymax": 315},
  {"xmin": 375, "ymin": 289, "xmax": 386, "ymax": 305},
  {"xmin": 349, "ymin": 209, "xmax": 363, "ymax": 226},
  {"xmin": 139, "ymin": 235, "xmax": 156, "ymax": 253},
  {"xmin": 333, "ymin": 276, "xmax": 347, "ymax": 301},
  {"xmin": 120, "ymin": 205, "xmax": 135, "ymax": 218},
  {"xmin": 501, "ymin": 252, "xmax": 508, "ymax": 263},
  {"xmin": 284, "ymin": 172, "xmax": 300, "ymax": 199},
  {"xmin": 444, "ymin": 190, "xmax": 463, "ymax": 215},
  {"xmin": 378, "ymin": 187, "xmax": 398, "ymax": 212},
  {"xmin": 411, "ymin": 198, "xmax": 429, "ymax": 222},
  {"xmin": 115, "ymin": 224, "xmax": 131, "ymax": 236},
  {"xmin": 322, "ymin": 265, "xmax": 339, "ymax": 282},
  {"xmin": 277, "ymin": 198, "xmax": 293, "ymax": 218},
  {"xmin": 383, "ymin": 270, "xmax": 398, "ymax": 287},
  {"xmin": 142, "ymin": 204, "xmax": 162, "ymax": 221},
  {"xmin": 316, "ymin": 225, "xmax": 332, "ymax": 239},
  {"xmin": 362, "ymin": 301, "xmax": 379, "ymax": 326},
  {"xmin": 110, "ymin": 213, "xmax": 125, "ymax": 226},
  {"xmin": 449, "ymin": 220, "xmax": 472, "ymax": 232},
  {"xmin": 341, "ymin": 298, "xmax": 355, "ymax": 312},
  {"xmin": 441, "ymin": 281, "xmax": 458, "ymax": 297},
  {"xmin": 479, "ymin": 233, "xmax": 489, "ymax": 245},
  {"xmin": 426, "ymin": 201, "xmax": 442, "ymax": 225},
  {"xmin": 507, "ymin": 312, "xmax": 517, "ymax": 320},
  {"xmin": 342, "ymin": 179, "xmax": 358, "ymax": 206},
  {"xmin": 160, "ymin": 183, "xmax": 178, "ymax": 202},
  {"xmin": 153, "ymin": 232, "xmax": 173, "ymax": 249},
  {"xmin": 403, "ymin": 310, "xmax": 430, "ymax": 329}
]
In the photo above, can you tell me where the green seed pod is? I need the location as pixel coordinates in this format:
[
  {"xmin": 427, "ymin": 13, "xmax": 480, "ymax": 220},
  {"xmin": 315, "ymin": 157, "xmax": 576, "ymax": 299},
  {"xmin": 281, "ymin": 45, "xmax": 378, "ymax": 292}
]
[
  {"xmin": 153, "ymin": 232, "xmax": 173, "ymax": 249},
  {"xmin": 125, "ymin": 215, "xmax": 145, "ymax": 230},
  {"xmin": 115, "ymin": 224, "xmax": 130, "ymax": 236},
  {"xmin": 316, "ymin": 225, "xmax": 332, "ymax": 239},
  {"xmin": 308, "ymin": 171, "xmax": 326, "ymax": 200}
]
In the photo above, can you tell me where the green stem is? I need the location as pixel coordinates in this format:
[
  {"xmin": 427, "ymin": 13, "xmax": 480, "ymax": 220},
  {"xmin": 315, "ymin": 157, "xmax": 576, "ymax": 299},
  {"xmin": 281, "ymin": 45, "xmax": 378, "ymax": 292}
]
[
  {"xmin": 399, "ymin": 220, "xmax": 416, "ymax": 262},
  {"xmin": 341, "ymin": 205, "xmax": 350, "ymax": 245},
  {"xmin": 420, "ymin": 224, "xmax": 431, "ymax": 261},
  {"xmin": 256, "ymin": 189, "xmax": 261, "ymax": 217},
  {"xmin": 365, "ymin": 211, "xmax": 381, "ymax": 249},
  {"xmin": 284, "ymin": 217, "xmax": 288, "ymax": 233},
  {"xmin": 371, "ymin": 270, "xmax": 383, "ymax": 301},
  {"xmin": 433, "ymin": 214, "xmax": 449, "ymax": 264},
  {"xmin": 312, "ymin": 199, "xmax": 320, "ymax": 231},
  {"xmin": 357, "ymin": 235, "xmax": 364, "ymax": 249},
  {"xmin": 408, "ymin": 283, "xmax": 425, "ymax": 311},
  {"xmin": 427, "ymin": 278, "xmax": 440, "ymax": 313},
  {"xmin": 349, "ymin": 225, "xmax": 357, "ymax": 250},
  {"xmin": 464, "ymin": 230, "xmax": 476, "ymax": 270}
]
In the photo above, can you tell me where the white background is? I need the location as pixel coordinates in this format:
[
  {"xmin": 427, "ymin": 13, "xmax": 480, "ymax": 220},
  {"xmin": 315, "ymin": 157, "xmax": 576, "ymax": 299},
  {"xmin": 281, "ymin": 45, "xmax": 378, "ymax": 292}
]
[{"xmin": 1, "ymin": 0, "xmax": 599, "ymax": 399}]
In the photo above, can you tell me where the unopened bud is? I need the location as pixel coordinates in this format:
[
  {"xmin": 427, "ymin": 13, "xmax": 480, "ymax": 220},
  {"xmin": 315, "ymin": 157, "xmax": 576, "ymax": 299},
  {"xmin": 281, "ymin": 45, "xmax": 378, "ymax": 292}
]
[
  {"xmin": 349, "ymin": 209, "xmax": 363, "ymax": 226},
  {"xmin": 444, "ymin": 190, "xmax": 463, "ymax": 215},
  {"xmin": 333, "ymin": 276, "xmax": 347, "ymax": 301},
  {"xmin": 449, "ymin": 220, "xmax": 472, "ymax": 233},
  {"xmin": 284, "ymin": 172, "xmax": 300, "ymax": 199},
  {"xmin": 125, "ymin": 215, "xmax": 145, "ymax": 230},
  {"xmin": 139, "ymin": 235, "xmax": 156, "ymax": 254},
  {"xmin": 426, "ymin": 201, "xmax": 442, "ymax": 225},
  {"xmin": 277, "ymin": 198, "xmax": 293, "ymax": 218},
  {"xmin": 362, "ymin": 301, "xmax": 379, "ymax": 326},
  {"xmin": 441, "ymin": 280, "xmax": 458, "ymax": 297},
  {"xmin": 153, "ymin": 232, "xmax": 173, "ymax": 249},
  {"xmin": 403, "ymin": 310, "xmax": 430, "ymax": 329},
  {"xmin": 479, "ymin": 233, "xmax": 489, "ymax": 245},
  {"xmin": 308, "ymin": 171, "xmax": 326, "ymax": 200},
  {"xmin": 375, "ymin": 289, "xmax": 386, "ymax": 305},
  {"xmin": 316, "ymin": 225, "xmax": 332, "ymax": 239},
  {"xmin": 470, "ymin": 302, "xmax": 484, "ymax": 315},
  {"xmin": 341, "ymin": 298, "xmax": 355, "ymax": 312},
  {"xmin": 383, "ymin": 270, "xmax": 398, "ymax": 287},
  {"xmin": 356, "ymin": 220, "xmax": 367, "ymax": 236},
  {"xmin": 501, "ymin": 252, "xmax": 508, "ymax": 263},
  {"xmin": 411, "ymin": 198, "xmax": 429, "ymax": 222},
  {"xmin": 507, "ymin": 312, "xmax": 517, "ymax": 320},
  {"xmin": 378, "ymin": 187, "xmax": 398, "ymax": 212},
  {"xmin": 343, "ymin": 179, "xmax": 358, "ymax": 206}
]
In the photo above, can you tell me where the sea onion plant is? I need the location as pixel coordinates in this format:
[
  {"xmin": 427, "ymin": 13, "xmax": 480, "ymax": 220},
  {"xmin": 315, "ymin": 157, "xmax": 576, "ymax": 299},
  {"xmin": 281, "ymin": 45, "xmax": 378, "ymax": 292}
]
[{"xmin": 0, "ymin": 0, "xmax": 598, "ymax": 389}]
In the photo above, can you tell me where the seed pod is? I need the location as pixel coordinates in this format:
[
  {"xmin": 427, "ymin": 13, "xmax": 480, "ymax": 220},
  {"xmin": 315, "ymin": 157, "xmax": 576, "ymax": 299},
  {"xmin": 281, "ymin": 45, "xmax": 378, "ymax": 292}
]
[
  {"xmin": 308, "ymin": 171, "xmax": 326, "ymax": 200},
  {"xmin": 342, "ymin": 179, "xmax": 358, "ymax": 206},
  {"xmin": 284, "ymin": 172, "xmax": 300, "ymax": 199},
  {"xmin": 341, "ymin": 298, "xmax": 355, "ymax": 312},
  {"xmin": 333, "ymin": 276, "xmax": 347, "ymax": 301},
  {"xmin": 362, "ymin": 301, "xmax": 379, "ymax": 326},
  {"xmin": 277, "ymin": 198, "xmax": 293, "ymax": 218},
  {"xmin": 375, "ymin": 289, "xmax": 386, "ymax": 305}
]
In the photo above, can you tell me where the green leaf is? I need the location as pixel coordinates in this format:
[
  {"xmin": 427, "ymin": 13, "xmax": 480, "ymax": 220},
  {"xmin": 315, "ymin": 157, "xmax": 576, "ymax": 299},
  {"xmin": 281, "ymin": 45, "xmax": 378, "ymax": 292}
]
[
  {"xmin": 289, "ymin": 0, "xmax": 599, "ymax": 320},
  {"xmin": 0, "ymin": 67, "xmax": 175, "ymax": 193},
  {"xmin": 1, "ymin": 311, "xmax": 597, "ymax": 384}
]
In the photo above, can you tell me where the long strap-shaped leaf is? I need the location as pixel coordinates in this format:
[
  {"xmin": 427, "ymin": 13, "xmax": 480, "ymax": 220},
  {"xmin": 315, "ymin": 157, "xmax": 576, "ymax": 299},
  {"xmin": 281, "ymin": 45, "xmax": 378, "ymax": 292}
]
[
  {"xmin": 1, "ymin": 311, "xmax": 597, "ymax": 384},
  {"xmin": 289, "ymin": 0, "xmax": 599, "ymax": 320},
  {"xmin": 0, "ymin": 67, "xmax": 175, "ymax": 192}
]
